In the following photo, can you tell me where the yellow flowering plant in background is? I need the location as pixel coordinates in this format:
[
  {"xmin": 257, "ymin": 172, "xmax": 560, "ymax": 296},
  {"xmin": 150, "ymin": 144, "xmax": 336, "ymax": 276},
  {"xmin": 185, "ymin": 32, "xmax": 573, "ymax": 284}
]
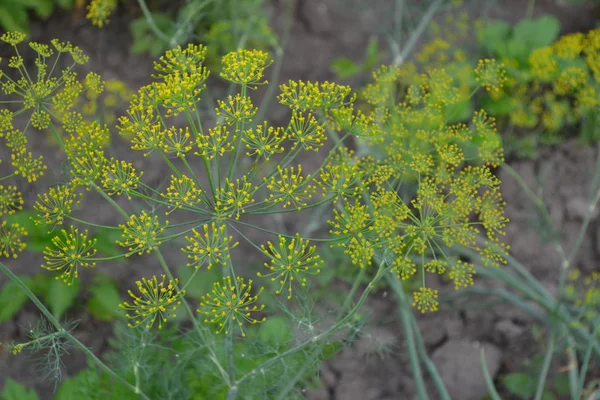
[{"xmin": 0, "ymin": 26, "xmax": 511, "ymax": 397}]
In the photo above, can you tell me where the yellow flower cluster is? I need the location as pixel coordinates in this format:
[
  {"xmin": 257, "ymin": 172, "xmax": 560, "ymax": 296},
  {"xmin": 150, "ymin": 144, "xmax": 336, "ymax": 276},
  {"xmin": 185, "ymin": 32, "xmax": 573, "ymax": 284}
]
[
  {"xmin": 258, "ymin": 234, "xmax": 323, "ymax": 299},
  {"xmin": 120, "ymin": 275, "xmax": 185, "ymax": 329},
  {"xmin": 182, "ymin": 223, "xmax": 238, "ymax": 269},
  {"xmin": 117, "ymin": 211, "xmax": 168, "ymax": 255},
  {"xmin": 42, "ymin": 227, "xmax": 97, "ymax": 285},
  {"xmin": 198, "ymin": 276, "xmax": 265, "ymax": 336}
]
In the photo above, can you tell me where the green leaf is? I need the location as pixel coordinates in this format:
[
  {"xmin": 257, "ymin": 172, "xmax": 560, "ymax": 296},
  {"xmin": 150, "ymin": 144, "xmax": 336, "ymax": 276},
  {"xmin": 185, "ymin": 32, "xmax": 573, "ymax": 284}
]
[
  {"xmin": 541, "ymin": 391, "xmax": 556, "ymax": 400},
  {"xmin": 502, "ymin": 372, "xmax": 536, "ymax": 398},
  {"xmin": 258, "ymin": 316, "xmax": 291, "ymax": 346},
  {"xmin": 45, "ymin": 279, "xmax": 80, "ymax": 320},
  {"xmin": 0, "ymin": 379, "xmax": 39, "ymax": 400},
  {"xmin": 480, "ymin": 94, "xmax": 516, "ymax": 116},
  {"xmin": 4, "ymin": 211, "xmax": 62, "ymax": 253},
  {"xmin": 56, "ymin": 0, "xmax": 75, "ymax": 9},
  {"xmin": 321, "ymin": 341, "xmax": 342, "ymax": 360},
  {"xmin": 0, "ymin": 278, "xmax": 32, "ymax": 322},
  {"xmin": 92, "ymin": 228, "xmax": 121, "ymax": 257},
  {"xmin": 444, "ymin": 99, "xmax": 473, "ymax": 123},
  {"xmin": 363, "ymin": 36, "xmax": 380, "ymax": 71},
  {"xmin": 552, "ymin": 373, "xmax": 571, "ymax": 396},
  {"xmin": 331, "ymin": 57, "xmax": 362, "ymax": 80},
  {"xmin": 176, "ymin": 266, "xmax": 219, "ymax": 299},
  {"xmin": 86, "ymin": 275, "xmax": 122, "ymax": 321},
  {"xmin": 510, "ymin": 16, "xmax": 560, "ymax": 61},
  {"xmin": 0, "ymin": 4, "xmax": 29, "ymax": 33},
  {"xmin": 477, "ymin": 20, "xmax": 511, "ymax": 55},
  {"xmin": 31, "ymin": 0, "xmax": 54, "ymax": 18}
]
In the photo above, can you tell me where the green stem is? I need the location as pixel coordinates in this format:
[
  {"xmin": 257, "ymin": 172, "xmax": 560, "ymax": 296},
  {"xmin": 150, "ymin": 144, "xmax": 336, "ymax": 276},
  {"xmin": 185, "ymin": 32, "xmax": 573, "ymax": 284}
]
[
  {"xmin": 386, "ymin": 273, "xmax": 428, "ymax": 400},
  {"xmin": 230, "ymin": 259, "xmax": 390, "ymax": 394},
  {"xmin": 534, "ymin": 334, "xmax": 555, "ymax": 400},
  {"xmin": 0, "ymin": 262, "xmax": 150, "ymax": 400},
  {"xmin": 392, "ymin": 0, "xmax": 443, "ymax": 66},
  {"xmin": 93, "ymin": 184, "xmax": 128, "ymax": 220},
  {"xmin": 135, "ymin": 0, "xmax": 171, "ymax": 42}
]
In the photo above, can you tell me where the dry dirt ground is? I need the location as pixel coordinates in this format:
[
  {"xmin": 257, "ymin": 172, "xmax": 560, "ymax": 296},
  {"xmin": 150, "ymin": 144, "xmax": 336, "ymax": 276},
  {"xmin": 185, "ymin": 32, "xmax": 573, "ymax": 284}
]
[{"xmin": 1, "ymin": 1, "xmax": 599, "ymax": 399}]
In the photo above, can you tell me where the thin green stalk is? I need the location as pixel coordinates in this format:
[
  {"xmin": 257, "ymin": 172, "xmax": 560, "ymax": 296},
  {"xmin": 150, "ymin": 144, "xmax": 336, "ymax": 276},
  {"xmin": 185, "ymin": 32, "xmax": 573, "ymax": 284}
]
[
  {"xmin": 409, "ymin": 316, "xmax": 451, "ymax": 400},
  {"xmin": 135, "ymin": 0, "xmax": 171, "ymax": 42},
  {"xmin": 481, "ymin": 349, "xmax": 503, "ymax": 400},
  {"xmin": 154, "ymin": 248, "xmax": 228, "ymax": 382},
  {"xmin": 230, "ymin": 259, "xmax": 390, "ymax": 393},
  {"xmin": 225, "ymin": 328, "xmax": 236, "ymax": 386},
  {"xmin": 386, "ymin": 273, "xmax": 428, "ymax": 400},
  {"xmin": 576, "ymin": 324, "xmax": 600, "ymax": 400},
  {"xmin": 228, "ymin": 85, "xmax": 248, "ymax": 183},
  {"xmin": 534, "ymin": 334, "xmax": 555, "ymax": 400},
  {"xmin": 0, "ymin": 173, "xmax": 16, "ymax": 181},
  {"xmin": 392, "ymin": 0, "xmax": 443, "ymax": 66},
  {"xmin": 526, "ymin": 0, "xmax": 535, "ymax": 18},
  {"xmin": 66, "ymin": 216, "xmax": 120, "ymax": 230},
  {"xmin": 0, "ymin": 262, "xmax": 150, "ymax": 400},
  {"xmin": 93, "ymin": 184, "xmax": 128, "ymax": 219},
  {"xmin": 254, "ymin": 0, "xmax": 293, "ymax": 124}
]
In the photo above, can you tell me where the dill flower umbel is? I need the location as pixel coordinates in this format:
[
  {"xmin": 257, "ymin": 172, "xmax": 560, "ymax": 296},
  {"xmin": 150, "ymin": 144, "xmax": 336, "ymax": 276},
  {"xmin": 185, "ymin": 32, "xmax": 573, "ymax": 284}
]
[
  {"xmin": 42, "ymin": 226, "xmax": 97, "ymax": 285},
  {"xmin": 101, "ymin": 159, "xmax": 143, "ymax": 199},
  {"xmin": 264, "ymin": 165, "xmax": 315, "ymax": 209},
  {"xmin": 181, "ymin": 222, "xmax": 238, "ymax": 269},
  {"xmin": 258, "ymin": 234, "xmax": 323, "ymax": 299},
  {"xmin": 117, "ymin": 211, "xmax": 169, "ymax": 255},
  {"xmin": 0, "ymin": 221, "xmax": 28, "ymax": 259},
  {"xmin": 161, "ymin": 174, "xmax": 203, "ymax": 213},
  {"xmin": 198, "ymin": 276, "xmax": 266, "ymax": 336},
  {"xmin": 120, "ymin": 275, "xmax": 185, "ymax": 330},
  {"xmin": 242, "ymin": 123, "xmax": 286, "ymax": 161},
  {"xmin": 33, "ymin": 185, "xmax": 81, "ymax": 227},
  {"xmin": 86, "ymin": 0, "xmax": 117, "ymax": 27},
  {"xmin": 220, "ymin": 49, "xmax": 272, "ymax": 87},
  {"xmin": 0, "ymin": 185, "xmax": 23, "ymax": 217},
  {"xmin": 412, "ymin": 287, "xmax": 439, "ymax": 313},
  {"xmin": 474, "ymin": 58, "xmax": 507, "ymax": 94},
  {"xmin": 213, "ymin": 177, "xmax": 255, "ymax": 220}
]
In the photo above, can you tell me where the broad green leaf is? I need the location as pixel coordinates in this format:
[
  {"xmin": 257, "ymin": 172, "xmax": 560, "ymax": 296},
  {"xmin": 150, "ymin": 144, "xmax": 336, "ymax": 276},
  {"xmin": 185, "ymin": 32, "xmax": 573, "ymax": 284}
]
[
  {"xmin": 92, "ymin": 228, "xmax": 122, "ymax": 257},
  {"xmin": 542, "ymin": 391, "xmax": 556, "ymax": 400},
  {"xmin": 481, "ymin": 94, "xmax": 516, "ymax": 116},
  {"xmin": 511, "ymin": 15, "xmax": 560, "ymax": 60},
  {"xmin": 331, "ymin": 57, "xmax": 362, "ymax": 80},
  {"xmin": 177, "ymin": 266, "xmax": 219, "ymax": 299},
  {"xmin": 258, "ymin": 316, "xmax": 291, "ymax": 346},
  {"xmin": 45, "ymin": 279, "xmax": 80, "ymax": 320},
  {"xmin": 0, "ymin": 4, "xmax": 29, "ymax": 33},
  {"xmin": 86, "ymin": 275, "xmax": 122, "ymax": 321},
  {"xmin": 0, "ymin": 277, "xmax": 32, "ymax": 322},
  {"xmin": 56, "ymin": 0, "xmax": 75, "ymax": 8},
  {"xmin": 31, "ymin": 0, "xmax": 54, "ymax": 18},
  {"xmin": 552, "ymin": 373, "xmax": 571, "ymax": 396},
  {"xmin": 321, "ymin": 341, "xmax": 342, "ymax": 360},
  {"xmin": 502, "ymin": 372, "xmax": 536, "ymax": 397},
  {"xmin": 477, "ymin": 20, "xmax": 511, "ymax": 55},
  {"xmin": 363, "ymin": 36, "xmax": 380, "ymax": 71},
  {"xmin": 444, "ymin": 99, "xmax": 473, "ymax": 123},
  {"xmin": 4, "ymin": 211, "xmax": 62, "ymax": 253},
  {"xmin": 0, "ymin": 379, "xmax": 39, "ymax": 400}
]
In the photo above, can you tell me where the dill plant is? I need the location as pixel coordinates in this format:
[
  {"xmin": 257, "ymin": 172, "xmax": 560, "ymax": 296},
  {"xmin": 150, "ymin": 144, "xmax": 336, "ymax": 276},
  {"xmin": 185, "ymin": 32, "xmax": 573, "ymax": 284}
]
[{"xmin": 0, "ymin": 30, "xmax": 510, "ymax": 398}]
